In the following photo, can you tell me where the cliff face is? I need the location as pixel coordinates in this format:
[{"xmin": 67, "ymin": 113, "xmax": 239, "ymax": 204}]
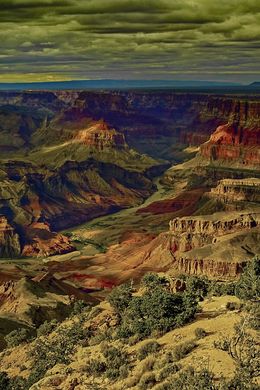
[
  {"xmin": 168, "ymin": 212, "xmax": 259, "ymax": 251},
  {"xmin": 200, "ymin": 100, "xmax": 260, "ymax": 166},
  {"xmin": 21, "ymin": 222, "xmax": 75, "ymax": 257},
  {"xmin": 209, "ymin": 178, "xmax": 260, "ymax": 203},
  {"xmin": 163, "ymin": 212, "xmax": 260, "ymax": 277},
  {"xmin": 1, "ymin": 91, "xmax": 259, "ymax": 162},
  {"xmin": 0, "ymin": 217, "xmax": 20, "ymax": 258}
]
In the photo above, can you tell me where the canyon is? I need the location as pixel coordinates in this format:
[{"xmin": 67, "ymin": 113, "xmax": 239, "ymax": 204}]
[{"xmin": 0, "ymin": 89, "xmax": 259, "ymax": 290}]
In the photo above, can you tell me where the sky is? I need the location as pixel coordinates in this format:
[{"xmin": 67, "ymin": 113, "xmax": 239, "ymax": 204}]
[{"xmin": 0, "ymin": 0, "xmax": 259, "ymax": 83}]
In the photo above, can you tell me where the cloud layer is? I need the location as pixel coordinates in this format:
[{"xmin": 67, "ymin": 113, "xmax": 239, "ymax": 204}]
[{"xmin": 0, "ymin": 0, "xmax": 259, "ymax": 82}]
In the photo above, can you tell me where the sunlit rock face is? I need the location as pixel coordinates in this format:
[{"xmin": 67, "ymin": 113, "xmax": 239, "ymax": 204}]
[
  {"xmin": 209, "ymin": 178, "xmax": 260, "ymax": 203},
  {"xmin": 200, "ymin": 100, "xmax": 260, "ymax": 166}
]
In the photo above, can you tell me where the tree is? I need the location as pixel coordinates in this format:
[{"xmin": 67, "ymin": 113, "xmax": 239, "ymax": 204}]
[
  {"xmin": 235, "ymin": 256, "xmax": 260, "ymax": 300},
  {"xmin": 107, "ymin": 282, "xmax": 133, "ymax": 316}
]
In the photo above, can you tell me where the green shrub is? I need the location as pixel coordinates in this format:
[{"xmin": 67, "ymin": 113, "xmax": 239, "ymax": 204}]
[
  {"xmin": 235, "ymin": 257, "xmax": 260, "ymax": 300},
  {"xmin": 184, "ymin": 275, "xmax": 210, "ymax": 299},
  {"xmin": 37, "ymin": 319, "xmax": 58, "ymax": 337},
  {"xmin": 105, "ymin": 368, "xmax": 120, "ymax": 380},
  {"xmin": 156, "ymin": 363, "xmax": 180, "ymax": 381},
  {"xmin": 27, "ymin": 319, "xmax": 88, "ymax": 387},
  {"xmin": 102, "ymin": 345, "xmax": 129, "ymax": 372},
  {"xmin": 70, "ymin": 300, "xmax": 90, "ymax": 316},
  {"xmin": 245, "ymin": 302, "xmax": 260, "ymax": 330},
  {"xmin": 119, "ymin": 287, "xmax": 198, "ymax": 339},
  {"xmin": 154, "ymin": 352, "xmax": 175, "ymax": 370},
  {"xmin": 194, "ymin": 327, "xmax": 207, "ymax": 339},
  {"xmin": 119, "ymin": 364, "xmax": 129, "ymax": 379},
  {"xmin": 209, "ymin": 281, "xmax": 236, "ymax": 296},
  {"xmin": 84, "ymin": 359, "xmax": 107, "ymax": 376},
  {"xmin": 0, "ymin": 372, "xmax": 26, "ymax": 390},
  {"xmin": 138, "ymin": 341, "xmax": 161, "ymax": 360},
  {"xmin": 142, "ymin": 273, "xmax": 168, "ymax": 290},
  {"xmin": 5, "ymin": 328, "xmax": 32, "ymax": 348},
  {"xmin": 0, "ymin": 372, "xmax": 10, "ymax": 389},
  {"xmin": 107, "ymin": 283, "xmax": 133, "ymax": 316},
  {"xmin": 108, "ymin": 275, "xmax": 199, "ymax": 340},
  {"xmin": 213, "ymin": 338, "xmax": 230, "ymax": 351},
  {"xmin": 170, "ymin": 367, "xmax": 217, "ymax": 390},
  {"xmin": 139, "ymin": 372, "xmax": 157, "ymax": 390},
  {"xmin": 172, "ymin": 341, "xmax": 196, "ymax": 361},
  {"xmin": 89, "ymin": 331, "xmax": 108, "ymax": 346}
]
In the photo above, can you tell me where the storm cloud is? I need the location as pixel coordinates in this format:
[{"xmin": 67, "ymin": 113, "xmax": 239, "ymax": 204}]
[{"xmin": 0, "ymin": 0, "xmax": 259, "ymax": 82}]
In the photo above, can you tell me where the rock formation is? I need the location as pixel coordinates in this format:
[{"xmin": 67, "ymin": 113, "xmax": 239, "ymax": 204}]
[
  {"xmin": 0, "ymin": 216, "xmax": 20, "ymax": 257},
  {"xmin": 209, "ymin": 178, "xmax": 260, "ymax": 203},
  {"xmin": 0, "ymin": 89, "xmax": 259, "ymax": 263}
]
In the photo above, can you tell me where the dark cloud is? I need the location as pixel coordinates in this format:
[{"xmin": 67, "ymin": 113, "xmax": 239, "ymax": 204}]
[{"xmin": 0, "ymin": 0, "xmax": 259, "ymax": 82}]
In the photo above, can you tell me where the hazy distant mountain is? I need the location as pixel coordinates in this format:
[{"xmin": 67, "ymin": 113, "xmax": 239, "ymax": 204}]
[
  {"xmin": 0, "ymin": 79, "xmax": 244, "ymax": 91},
  {"xmin": 249, "ymin": 82, "xmax": 260, "ymax": 88}
]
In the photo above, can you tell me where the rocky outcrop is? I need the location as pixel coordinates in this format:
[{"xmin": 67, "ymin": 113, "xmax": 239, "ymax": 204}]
[
  {"xmin": 73, "ymin": 120, "xmax": 127, "ymax": 150},
  {"xmin": 200, "ymin": 125, "xmax": 260, "ymax": 166},
  {"xmin": 169, "ymin": 212, "xmax": 260, "ymax": 236},
  {"xmin": 209, "ymin": 178, "xmax": 260, "ymax": 203},
  {"xmin": 22, "ymin": 223, "xmax": 75, "ymax": 258},
  {"xmin": 200, "ymin": 101, "xmax": 260, "ymax": 167},
  {"xmin": 168, "ymin": 256, "xmax": 246, "ymax": 278},
  {"xmin": 164, "ymin": 212, "xmax": 260, "ymax": 277},
  {"xmin": 0, "ymin": 216, "xmax": 20, "ymax": 257}
]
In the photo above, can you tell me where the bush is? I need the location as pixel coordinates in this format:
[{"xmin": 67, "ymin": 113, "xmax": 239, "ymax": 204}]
[
  {"xmin": 138, "ymin": 341, "xmax": 161, "ymax": 360},
  {"xmin": 105, "ymin": 368, "xmax": 120, "ymax": 380},
  {"xmin": 184, "ymin": 276, "xmax": 210, "ymax": 299},
  {"xmin": 0, "ymin": 372, "xmax": 10, "ymax": 389},
  {"xmin": 27, "ymin": 319, "xmax": 89, "ymax": 387},
  {"xmin": 119, "ymin": 364, "xmax": 129, "ymax": 379},
  {"xmin": 142, "ymin": 273, "xmax": 168, "ymax": 290},
  {"xmin": 37, "ymin": 319, "xmax": 58, "ymax": 337},
  {"xmin": 70, "ymin": 300, "xmax": 90, "ymax": 316},
  {"xmin": 194, "ymin": 327, "xmax": 207, "ymax": 339},
  {"xmin": 118, "ymin": 286, "xmax": 198, "ymax": 339},
  {"xmin": 226, "ymin": 302, "xmax": 241, "ymax": 311},
  {"xmin": 5, "ymin": 328, "xmax": 32, "ymax": 348},
  {"xmin": 213, "ymin": 337, "xmax": 230, "ymax": 351},
  {"xmin": 139, "ymin": 372, "xmax": 157, "ymax": 390},
  {"xmin": 156, "ymin": 363, "xmax": 180, "ymax": 381},
  {"xmin": 209, "ymin": 281, "xmax": 236, "ymax": 296},
  {"xmin": 245, "ymin": 302, "xmax": 260, "ymax": 330},
  {"xmin": 172, "ymin": 341, "xmax": 196, "ymax": 361},
  {"xmin": 170, "ymin": 367, "xmax": 217, "ymax": 390},
  {"xmin": 0, "ymin": 372, "xmax": 26, "ymax": 390},
  {"xmin": 84, "ymin": 359, "xmax": 107, "ymax": 376},
  {"xmin": 107, "ymin": 283, "xmax": 133, "ymax": 316},
  {"xmin": 235, "ymin": 257, "xmax": 260, "ymax": 300},
  {"xmin": 102, "ymin": 345, "xmax": 128, "ymax": 370}
]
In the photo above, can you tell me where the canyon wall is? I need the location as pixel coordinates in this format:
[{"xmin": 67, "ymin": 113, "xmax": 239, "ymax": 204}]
[
  {"xmin": 165, "ymin": 212, "xmax": 260, "ymax": 278},
  {"xmin": 209, "ymin": 178, "xmax": 260, "ymax": 203},
  {"xmin": 0, "ymin": 90, "xmax": 259, "ymax": 260}
]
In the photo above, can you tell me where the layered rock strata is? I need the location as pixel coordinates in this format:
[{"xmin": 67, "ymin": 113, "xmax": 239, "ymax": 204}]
[{"xmin": 209, "ymin": 178, "xmax": 260, "ymax": 203}]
